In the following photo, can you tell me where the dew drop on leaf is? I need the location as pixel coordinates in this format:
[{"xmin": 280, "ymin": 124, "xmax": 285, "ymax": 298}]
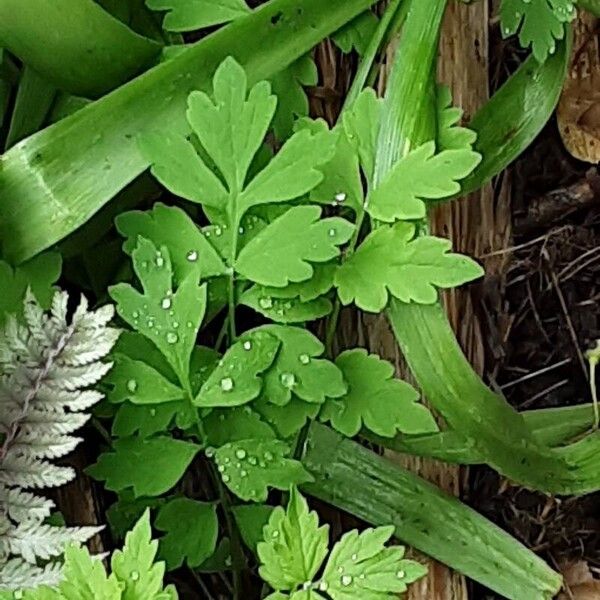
[
  {"xmin": 299, "ymin": 353, "xmax": 310, "ymax": 365},
  {"xmin": 341, "ymin": 575, "xmax": 353, "ymax": 587},
  {"xmin": 243, "ymin": 340, "xmax": 252, "ymax": 351},
  {"xmin": 280, "ymin": 372, "xmax": 296, "ymax": 388},
  {"xmin": 215, "ymin": 226, "xmax": 223, "ymax": 237},
  {"xmin": 155, "ymin": 254, "xmax": 164, "ymax": 268},
  {"xmin": 220, "ymin": 377, "xmax": 234, "ymax": 392},
  {"xmin": 272, "ymin": 530, "xmax": 280, "ymax": 538},
  {"xmin": 166, "ymin": 332, "xmax": 179, "ymax": 344},
  {"xmin": 206, "ymin": 447, "xmax": 215, "ymax": 458},
  {"xmin": 126, "ymin": 379, "xmax": 138, "ymax": 393},
  {"xmin": 14, "ymin": 591, "xmax": 23, "ymax": 600},
  {"xmin": 259, "ymin": 297, "xmax": 273, "ymax": 309},
  {"xmin": 218, "ymin": 465, "xmax": 225, "ymax": 473},
  {"xmin": 222, "ymin": 474, "xmax": 230, "ymax": 483},
  {"xmin": 351, "ymin": 553, "xmax": 358, "ymax": 561},
  {"xmin": 150, "ymin": 409, "xmax": 156, "ymax": 417},
  {"xmin": 248, "ymin": 456, "xmax": 257, "ymax": 466},
  {"xmin": 186, "ymin": 250, "xmax": 198, "ymax": 262},
  {"xmin": 264, "ymin": 451, "xmax": 273, "ymax": 461},
  {"xmin": 318, "ymin": 582, "xmax": 328, "ymax": 592},
  {"xmin": 161, "ymin": 297, "xmax": 172, "ymax": 309},
  {"xmin": 335, "ymin": 192, "xmax": 347, "ymax": 203},
  {"xmin": 328, "ymin": 228, "xmax": 337, "ymax": 237},
  {"xmin": 235, "ymin": 449, "xmax": 247, "ymax": 460},
  {"xmin": 131, "ymin": 571, "xmax": 140, "ymax": 581},
  {"xmin": 240, "ymin": 470, "xmax": 248, "ymax": 477},
  {"xmin": 396, "ymin": 570, "xmax": 405, "ymax": 579}
]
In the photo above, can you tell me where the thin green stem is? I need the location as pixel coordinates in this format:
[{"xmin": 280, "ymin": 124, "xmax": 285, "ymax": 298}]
[{"xmin": 590, "ymin": 359, "xmax": 599, "ymax": 430}]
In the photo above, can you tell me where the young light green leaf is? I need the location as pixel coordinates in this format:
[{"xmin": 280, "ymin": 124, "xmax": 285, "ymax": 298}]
[
  {"xmin": 258, "ymin": 488, "xmax": 329, "ymax": 592},
  {"xmin": 138, "ymin": 132, "xmax": 228, "ymax": 209},
  {"xmin": 213, "ymin": 439, "xmax": 313, "ymax": 502},
  {"xmin": 321, "ymin": 526, "xmax": 427, "ymax": 599},
  {"xmin": 233, "ymin": 504, "xmax": 274, "ymax": 553},
  {"xmin": 111, "ymin": 510, "xmax": 177, "ymax": 599},
  {"xmin": 342, "ymin": 88, "xmax": 382, "ymax": 185},
  {"xmin": 194, "ymin": 331, "xmax": 280, "ymax": 407},
  {"xmin": 105, "ymin": 355, "xmax": 185, "ymax": 405},
  {"xmin": 87, "ymin": 436, "xmax": 199, "ymax": 497},
  {"xmin": 203, "ymin": 406, "xmax": 276, "ymax": 447},
  {"xmin": 187, "ymin": 57, "xmax": 277, "ymax": 193},
  {"xmin": 146, "ymin": 0, "xmax": 251, "ymax": 31},
  {"xmin": 240, "ymin": 286, "xmax": 333, "ymax": 324},
  {"xmin": 500, "ymin": 0, "xmax": 574, "ymax": 62},
  {"xmin": 320, "ymin": 349, "xmax": 438, "ymax": 438},
  {"xmin": 366, "ymin": 141, "xmax": 481, "ymax": 221},
  {"xmin": 334, "ymin": 223, "xmax": 484, "ymax": 312},
  {"xmin": 255, "ymin": 394, "xmax": 320, "ymax": 439},
  {"xmin": 116, "ymin": 203, "xmax": 228, "ymax": 281},
  {"xmin": 156, "ymin": 498, "xmax": 218, "ymax": 570},
  {"xmin": 0, "ymin": 253, "xmax": 61, "ymax": 324},
  {"xmin": 331, "ymin": 10, "xmax": 379, "ymax": 55},
  {"xmin": 109, "ymin": 238, "xmax": 207, "ymax": 385},
  {"xmin": 436, "ymin": 85, "xmax": 477, "ymax": 151},
  {"xmin": 235, "ymin": 206, "xmax": 354, "ymax": 287},
  {"xmin": 258, "ymin": 325, "xmax": 347, "ymax": 406},
  {"xmin": 239, "ymin": 128, "xmax": 337, "ymax": 211}
]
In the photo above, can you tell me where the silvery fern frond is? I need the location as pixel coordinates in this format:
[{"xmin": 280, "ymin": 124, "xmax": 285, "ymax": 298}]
[{"xmin": 0, "ymin": 291, "xmax": 119, "ymax": 591}]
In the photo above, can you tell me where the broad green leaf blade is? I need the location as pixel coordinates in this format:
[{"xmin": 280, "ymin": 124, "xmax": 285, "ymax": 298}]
[
  {"xmin": 460, "ymin": 36, "xmax": 570, "ymax": 195},
  {"xmin": 258, "ymin": 488, "xmax": 329, "ymax": 591},
  {"xmin": 241, "ymin": 287, "xmax": 333, "ymax": 324},
  {"xmin": 500, "ymin": 0, "xmax": 574, "ymax": 62},
  {"xmin": 156, "ymin": 498, "xmax": 218, "ymax": 569},
  {"xmin": 109, "ymin": 238, "xmax": 207, "ymax": 385},
  {"xmin": 105, "ymin": 355, "xmax": 185, "ymax": 405},
  {"xmin": 321, "ymin": 526, "xmax": 426, "ymax": 598},
  {"xmin": 303, "ymin": 423, "xmax": 563, "ymax": 600},
  {"xmin": 0, "ymin": 0, "xmax": 161, "ymax": 97},
  {"xmin": 0, "ymin": 0, "xmax": 380, "ymax": 263},
  {"xmin": 195, "ymin": 331, "xmax": 280, "ymax": 407},
  {"xmin": 255, "ymin": 394, "xmax": 321, "ymax": 439},
  {"xmin": 236, "ymin": 206, "xmax": 354, "ymax": 287},
  {"xmin": 233, "ymin": 504, "xmax": 274, "ymax": 553},
  {"xmin": 366, "ymin": 141, "xmax": 481, "ymax": 221},
  {"xmin": 334, "ymin": 223, "xmax": 483, "ymax": 311},
  {"xmin": 88, "ymin": 436, "xmax": 199, "ymax": 497},
  {"xmin": 113, "ymin": 402, "xmax": 181, "ymax": 439},
  {"xmin": 204, "ymin": 407, "xmax": 276, "ymax": 447},
  {"xmin": 147, "ymin": 0, "xmax": 251, "ymax": 31},
  {"xmin": 320, "ymin": 349, "xmax": 437, "ymax": 438},
  {"xmin": 213, "ymin": 439, "xmax": 313, "ymax": 502},
  {"xmin": 0, "ymin": 253, "xmax": 61, "ymax": 324},
  {"xmin": 255, "ymin": 264, "xmax": 337, "ymax": 302},
  {"xmin": 187, "ymin": 57, "xmax": 277, "ymax": 192},
  {"xmin": 138, "ymin": 132, "xmax": 228, "ymax": 208},
  {"xmin": 111, "ymin": 510, "xmax": 175, "ymax": 598},
  {"xmin": 258, "ymin": 325, "xmax": 347, "ymax": 406},
  {"xmin": 239, "ymin": 129, "xmax": 337, "ymax": 210},
  {"xmin": 116, "ymin": 203, "xmax": 227, "ymax": 281}
]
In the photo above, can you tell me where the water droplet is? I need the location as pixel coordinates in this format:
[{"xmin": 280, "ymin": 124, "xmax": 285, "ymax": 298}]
[
  {"xmin": 328, "ymin": 228, "xmax": 337, "ymax": 237},
  {"xmin": 218, "ymin": 465, "xmax": 225, "ymax": 473},
  {"xmin": 351, "ymin": 553, "xmax": 358, "ymax": 561},
  {"xmin": 167, "ymin": 332, "xmax": 179, "ymax": 344},
  {"xmin": 155, "ymin": 254, "xmax": 164, "ymax": 268},
  {"xmin": 127, "ymin": 379, "xmax": 138, "ymax": 393},
  {"xmin": 220, "ymin": 377, "xmax": 234, "ymax": 392},
  {"xmin": 280, "ymin": 372, "xmax": 296, "ymax": 388},
  {"xmin": 187, "ymin": 321, "xmax": 194, "ymax": 328},
  {"xmin": 338, "ymin": 566, "xmax": 344, "ymax": 574},
  {"xmin": 161, "ymin": 297, "xmax": 172, "ymax": 309},
  {"xmin": 206, "ymin": 447, "xmax": 215, "ymax": 458},
  {"xmin": 222, "ymin": 474, "xmax": 230, "ymax": 483},
  {"xmin": 248, "ymin": 456, "xmax": 257, "ymax": 465},
  {"xmin": 235, "ymin": 449, "xmax": 247, "ymax": 460},
  {"xmin": 259, "ymin": 297, "xmax": 273, "ymax": 309},
  {"xmin": 302, "ymin": 581, "xmax": 311, "ymax": 590},
  {"xmin": 396, "ymin": 570, "xmax": 405, "ymax": 579},
  {"xmin": 238, "ymin": 226, "xmax": 245, "ymax": 234},
  {"xmin": 13, "ymin": 591, "xmax": 23, "ymax": 600},
  {"xmin": 173, "ymin": 321, "xmax": 179, "ymax": 328},
  {"xmin": 264, "ymin": 451, "xmax": 274, "ymax": 461},
  {"xmin": 186, "ymin": 250, "xmax": 198, "ymax": 262},
  {"xmin": 341, "ymin": 574, "xmax": 353, "ymax": 587},
  {"xmin": 299, "ymin": 353, "xmax": 310, "ymax": 364},
  {"xmin": 240, "ymin": 470, "xmax": 248, "ymax": 477},
  {"xmin": 215, "ymin": 226, "xmax": 223, "ymax": 237},
  {"xmin": 147, "ymin": 319, "xmax": 155, "ymax": 328},
  {"xmin": 150, "ymin": 408, "xmax": 156, "ymax": 417},
  {"xmin": 243, "ymin": 340, "xmax": 252, "ymax": 351},
  {"xmin": 318, "ymin": 581, "xmax": 329, "ymax": 592},
  {"xmin": 272, "ymin": 530, "xmax": 280, "ymax": 538},
  {"xmin": 131, "ymin": 571, "xmax": 140, "ymax": 581},
  {"xmin": 132, "ymin": 311, "xmax": 139, "ymax": 319}
]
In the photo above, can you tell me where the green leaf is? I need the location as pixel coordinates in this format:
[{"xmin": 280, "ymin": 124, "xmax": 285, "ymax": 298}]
[
  {"xmin": 256, "ymin": 264, "xmax": 337, "ymax": 302},
  {"xmin": 258, "ymin": 325, "xmax": 347, "ymax": 406},
  {"xmin": 255, "ymin": 395, "xmax": 320, "ymax": 439},
  {"xmin": 111, "ymin": 510, "xmax": 176, "ymax": 599},
  {"xmin": 110, "ymin": 237, "xmax": 207, "ymax": 385},
  {"xmin": 213, "ymin": 439, "xmax": 313, "ymax": 502},
  {"xmin": 436, "ymin": 85, "xmax": 477, "ymax": 151},
  {"xmin": 187, "ymin": 56, "xmax": 277, "ymax": 193},
  {"xmin": 240, "ymin": 286, "xmax": 333, "ymax": 324},
  {"xmin": 239, "ymin": 128, "xmax": 337, "ymax": 211},
  {"xmin": 342, "ymin": 88, "xmax": 382, "ymax": 185},
  {"xmin": 320, "ymin": 349, "xmax": 438, "ymax": 438},
  {"xmin": 57, "ymin": 544, "xmax": 121, "ymax": 599},
  {"xmin": 0, "ymin": 253, "xmax": 61, "ymax": 324},
  {"xmin": 106, "ymin": 355, "xmax": 185, "ymax": 405},
  {"xmin": 321, "ymin": 526, "xmax": 427, "ymax": 598},
  {"xmin": 331, "ymin": 11, "xmax": 379, "ymax": 55},
  {"xmin": 87, "ymin": 436, "xmax": 199, "ymax": 497},
  {"xmin": 112, "ymin": 402, "xmax": 182, "ymax": 439},
  {"xmin": 204, "ymin": 406, "xmax": 277, "ymax": 447},
  {"xmin": 156, "ymin": 498, "xmax": 218, "ymax": 569},
  {"xmin": 366, "ymin": 141, "xmax": 481, "ymax": 221},
  {"xmin": 335, "ymin": 222, "xmax": 484, "ymax": 312},
  {"xmin": 195, "ymin": 331, "xmax": 280, "ymax": 407},
  {"xmin": 147, "ymin": 0, "xmax": 251, "ymax": 31},
  {"xmin": 107, "ymin": 493, "xmax": 165, "ymax": 539},
  {"xmin": 258, "ymin": 488, "xmax": 329, "ymax": 591},
  {"xmin": 236, "ymin": 206, "xmax": 354, "ymax": 287},
  {"xmin": 233, "ymin": 504, "xmax": 275, "ymax": 553},
  {"xmin": 500, "ymin": 0, "xmax": 574, "ymax": 62},
  {"xmin": 138, "ymin": 133, "xmax": 228, "ymax": 209},
  {"xmin": 116, "ymin": 203, "xmax": 227, "ymax": 281}
]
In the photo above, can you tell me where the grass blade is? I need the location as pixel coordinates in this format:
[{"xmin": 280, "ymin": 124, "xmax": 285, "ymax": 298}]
[
  {"xmin": 303, "ymin": 423, "xmax": 562, "ymax": 600},
  {"xmin": 0, "ymin": 0, "xmax": 379, "ymax": 264}
]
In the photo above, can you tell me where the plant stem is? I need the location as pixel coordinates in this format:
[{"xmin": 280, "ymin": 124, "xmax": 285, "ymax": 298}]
[{"xmin": 590, "ymin": 358, "xmax": 599, "ymax": 430}]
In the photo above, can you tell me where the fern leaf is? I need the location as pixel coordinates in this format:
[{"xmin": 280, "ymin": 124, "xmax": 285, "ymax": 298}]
[
  {"xmin": 0, "ymin": 485, "xmax": 54, "ymax": 524},
  {"xmin": 0, "ymin": 559, "xmax": 62, "ymax": 590}
]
